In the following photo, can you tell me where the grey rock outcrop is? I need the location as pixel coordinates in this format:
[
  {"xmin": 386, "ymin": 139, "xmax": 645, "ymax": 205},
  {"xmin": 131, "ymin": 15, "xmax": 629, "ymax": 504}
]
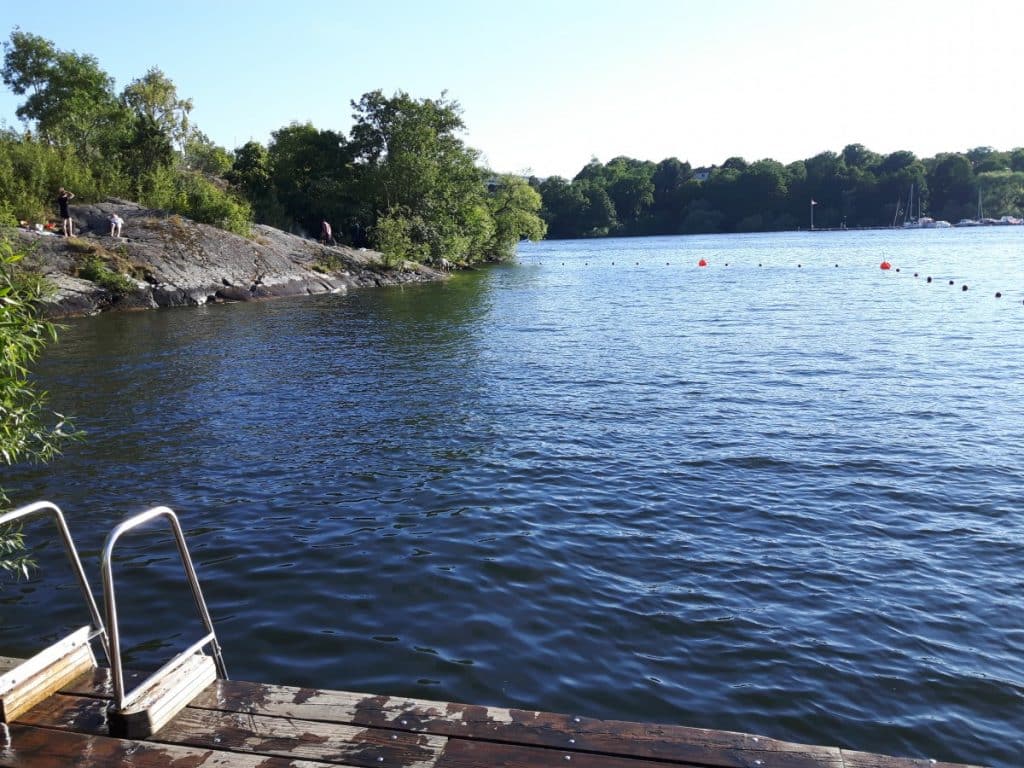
[{"xmin": 13, "ymin": 199, "xmax": 444, "ymax": 316}]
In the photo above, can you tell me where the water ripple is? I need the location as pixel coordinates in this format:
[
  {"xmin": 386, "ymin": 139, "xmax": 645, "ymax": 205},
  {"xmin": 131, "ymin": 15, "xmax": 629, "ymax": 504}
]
[{"xmin": 4, "ymin": 229, "xmax": 1024, "ymax": 767}]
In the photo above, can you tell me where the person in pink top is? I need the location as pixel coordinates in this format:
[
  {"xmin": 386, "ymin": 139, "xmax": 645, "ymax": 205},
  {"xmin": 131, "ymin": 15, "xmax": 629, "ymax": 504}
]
[{"xmin": 320, "ymin": 219, "xmax": 334, "ymax": 245}]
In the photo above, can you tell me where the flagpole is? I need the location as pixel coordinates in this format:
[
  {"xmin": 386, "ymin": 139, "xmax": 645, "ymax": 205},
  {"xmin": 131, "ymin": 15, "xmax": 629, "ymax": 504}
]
[{"xmin": 810, "ymin": 199, "xmax": 814, "ymax": 230}]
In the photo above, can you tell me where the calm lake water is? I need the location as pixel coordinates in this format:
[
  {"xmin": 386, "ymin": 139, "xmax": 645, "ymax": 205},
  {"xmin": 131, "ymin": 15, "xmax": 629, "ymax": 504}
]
[{"xmin": 4, "ymin": 228, "xmax": 1023, "ymax": 766}]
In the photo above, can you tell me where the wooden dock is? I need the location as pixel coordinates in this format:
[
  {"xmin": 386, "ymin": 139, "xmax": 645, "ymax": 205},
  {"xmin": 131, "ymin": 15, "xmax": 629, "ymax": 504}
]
[{"xmin": 0, "ymin": 655, "xmax": 982, "ymax": 768}]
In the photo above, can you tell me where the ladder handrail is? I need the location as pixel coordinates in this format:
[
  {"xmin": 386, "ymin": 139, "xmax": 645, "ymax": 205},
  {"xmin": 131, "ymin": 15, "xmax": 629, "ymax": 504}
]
[
  {"xmin": 0, "ymin": 501, "xmax": 109, "ymax": 662},
  {"xmin": 101, "ymin": 506, "xmax": 227, "ymax": 710}
]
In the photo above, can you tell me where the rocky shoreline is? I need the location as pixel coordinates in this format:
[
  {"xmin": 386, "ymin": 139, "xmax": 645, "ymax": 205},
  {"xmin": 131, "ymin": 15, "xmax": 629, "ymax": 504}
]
[{"xmin": 12, "ymin": 199, "xmax": 446, "ymax": 317}]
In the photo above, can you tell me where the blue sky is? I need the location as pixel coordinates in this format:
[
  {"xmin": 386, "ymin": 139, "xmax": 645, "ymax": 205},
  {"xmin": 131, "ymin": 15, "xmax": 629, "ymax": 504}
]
[{"xmin": 1, "ymin": 0, "xmax": 1020, "ymax": 178}]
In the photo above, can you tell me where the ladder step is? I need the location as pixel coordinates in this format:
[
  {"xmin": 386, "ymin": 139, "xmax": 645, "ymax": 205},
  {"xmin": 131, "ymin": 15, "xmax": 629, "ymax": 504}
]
[
  {"xmin": 0, "ymin": 626, "xmax": 96, "ymax": 722},
  {"xmin": 107, "ymin": 652, "xmax": 216, "ymax": 738}
]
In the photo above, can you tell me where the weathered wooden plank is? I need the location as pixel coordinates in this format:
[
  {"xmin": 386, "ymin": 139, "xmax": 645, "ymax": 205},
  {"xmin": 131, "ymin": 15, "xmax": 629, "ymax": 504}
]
[
  {"xmin": 0, "ymin": 723, "xmax": 338, "ymax": 767},
  {"xmin": 840, "ymin": 749, "xmax": 987, "ymax": 768},
  {"xmin": 188, "ymin": 680, "xmax": 843, "ymax": 768},
  {"xmin": 435, "ymin": 737, "xmax": 725, "ymax": 768},
  {"xmin": 48, "ymin": 666, "xmax": 984, "ymax": 768},
  {"xmin": 58, "ymin": 671, "xmax": 840, "ymax": 768},
  {"xmin": 0, "ymin": 628, "xmax": 95, "ymax": 722},
  {"xmin": 17, "ymin": 692, "xmax": 447, "ymax": 768}
]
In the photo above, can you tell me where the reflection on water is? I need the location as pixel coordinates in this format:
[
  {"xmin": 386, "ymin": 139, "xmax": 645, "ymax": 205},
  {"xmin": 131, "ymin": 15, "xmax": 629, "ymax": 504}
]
[{"xmin": 4, "ymin": 228, "xmax": 1024, "ymax": 767}]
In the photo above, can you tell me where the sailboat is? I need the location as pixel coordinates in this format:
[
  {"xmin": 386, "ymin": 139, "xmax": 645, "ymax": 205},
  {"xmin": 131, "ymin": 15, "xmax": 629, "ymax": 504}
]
[
  {"xmin": 901, "ymin": 184, "xmax": 926, "ymax": 228},
  {"xmin": 902, "ymin": 183, "xmax": 951, "ymax": 228}
]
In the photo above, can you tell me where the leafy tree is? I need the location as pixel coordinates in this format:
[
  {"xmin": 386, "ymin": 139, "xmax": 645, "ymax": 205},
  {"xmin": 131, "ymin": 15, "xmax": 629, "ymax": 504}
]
[
  {"xmin": 605, "ymin": 157, "xmax": 655, "ymax": 228},
  {"xmin": 651, "ymin": 158, "xmax": 691, "ymax": 212},
  {"xmin": 183, "ymin": 130, "xmax": 233, "ymax": 176},
  {"xmin": 266, "ymin": 122, "xmax": 353, "ymax": 236},
  {"xmin": 227, "ymin": 140, "xmax": 281, "ymax": 224},
  {"xmin": 977, "ymin": 170, "xmax": 1024, "ymax": 218},
  {"xmin": 120, "ymin": 113, "xmax": 175, "ymax": 201},
  {"xmin": 1, "ymin": 29, "xmax": 128, "ymax": 160},
  {"xmin": 929, "ymin": 153, "xmax": 975, "ymax": 221},
  {"xmin": 578, "ymin": 182, "xmax": 617, "ymax": 235},
  {"xmin": 121, "ymin": 67, "xmax": 193, "ymax": 151},
  {"xmin": 537, "ymin": 176, "xmax": 588, "ymax": 237},
  {"xmin": 841, "ymin": 143, "xmax": 881, "ymax": 171},
  {"xmin": 732, "ymin": 160, "xmax": 789, "ymax": 230},
  {"xmin": 483, "ymin": 175, "xmax": 546, "ymax": 259},
  {"xmin": 350, "ymin": 90, "xmax": 495, "ymax": 263},
  {"xmin": 0, "ymin": 238, "xmax": 78, "ymax": 575},
  {"xmin": 722, "ymin": 156, "xmax": 748, "ymax": 172}
]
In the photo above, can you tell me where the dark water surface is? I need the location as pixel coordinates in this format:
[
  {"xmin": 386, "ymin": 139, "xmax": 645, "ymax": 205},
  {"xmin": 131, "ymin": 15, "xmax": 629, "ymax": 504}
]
[{"xmin": 4, "ymin": 229, "xmax": 1023, "ymax": 766}]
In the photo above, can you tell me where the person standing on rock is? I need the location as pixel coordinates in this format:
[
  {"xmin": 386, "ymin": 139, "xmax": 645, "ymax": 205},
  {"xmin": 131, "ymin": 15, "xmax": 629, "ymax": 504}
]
[
  {"xmin": 320, "ymin": 219, "xmax": 334, "ymax": 245},
  {"xmin": 109, "ymin": 213, "xmax": 124, "ymax": 238},
  {"xmin": 57, "ymin": 187, "xmax": 75, "ymax": 237}
]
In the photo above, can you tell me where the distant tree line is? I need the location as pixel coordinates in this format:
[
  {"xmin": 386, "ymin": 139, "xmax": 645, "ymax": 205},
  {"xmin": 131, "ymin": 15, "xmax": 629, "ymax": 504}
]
[
  {"xmin": 0, "ymin": 30, "xmax": 545, "ymax": 264},
  {"xmin": 533, "ymin": 146, "xmax": 1024, "ymax": 237}
]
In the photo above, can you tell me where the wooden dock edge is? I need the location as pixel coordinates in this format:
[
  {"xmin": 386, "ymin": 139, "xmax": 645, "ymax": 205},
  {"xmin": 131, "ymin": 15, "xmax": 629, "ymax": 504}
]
[{"xmin": 0, "ymin": 655, "xmax": 988, "ymax": 768}]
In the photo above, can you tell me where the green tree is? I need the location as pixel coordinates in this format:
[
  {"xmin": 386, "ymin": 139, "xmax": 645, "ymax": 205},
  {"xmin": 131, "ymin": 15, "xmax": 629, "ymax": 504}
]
[
  {"xmin": 0, "ymin": 238, "xmax": 78, "ymax": 575},
  {"xmin": 183, "ymin": 130, "xmax": 233, "ymax": 176},
  {"xmin": 483, "ymin": 175, "xmax": 546, "ymax": 260},
  {"xmin": 650, "ymin": 157, "xmax": 692, "ymax": 230},
  {"xmin": 537, "ymin": 176, "xmax": 587, "ymax": 237},
  {"xmin": 841, "ymin": 143, "xmax": 881, "ymax": 171},
  {"xmin": 977, "ymin": 170, "xmax": 1024, "ymax": 218},
  {"xmin": 266, "ymin": 122, "xmax": 353, "ymax": 236},
  {"xmin": 120, "ymin": 113, "xmax": 175, "ymax": 201},
  {"xmin": 605, "ymin": 157, "xmax": 655, "ymax": 230},
  {"xmin": 350, "ymin": 90, "xmax": 493, "ymax": 263},
  {"xmin": 1, "ymin": 29, "xmax": 128, "ymax": 160},
  {"xmin": 722, "ymin": 156, "xmax": 748, "ymax": 172},
  {"xmin": 227, "ymin": 140, "xmax": 282, "ymax": 224},
  {"xmin": 121, "ymin": 67, "xmax": 193, "ymax": 150},
  {"xmin": 928, "ymin": 153, "xmax": 975, "ymax": 221}
]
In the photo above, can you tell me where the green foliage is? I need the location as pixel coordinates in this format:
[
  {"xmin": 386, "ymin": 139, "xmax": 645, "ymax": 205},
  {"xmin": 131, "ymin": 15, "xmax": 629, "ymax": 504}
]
[
  {"xmin": 0, "ymin": 33, "xmax": 538, "ymax": 261},
  {"xmin": 353, "ymin": 90, "xmax": 487, "ymax": 262},
  {"xmin": 227, "ymin": 140, "xmax": 283, "ymax": 226},
  {"xmin": 74, "ymin": 251, "xmax": 136, "ymax": 297},
  {"xmin": 1, "ymin": 28, "xmax": 128, "ymax": 157},
  {"xmin": 977, "ymin": 170, "xmax": 1024, "ymax": 218},
  {"xmin": 265, "ymin": 122, "xmax": 352, "ymax": 235},
  {"xmin": 184, "ymin": 131, "xmax": 233, "ymax": 176},
  {"xmin": 0, "ymin": 237, "xmax": 80, "ymax": 574},
  {"xmin": 171, "ymin": 172, "xmax": 251, "ymax": 236},
  {"xmin": 372, "ymin": 209, "xmax": 430, "ymax": 266},
  {"xmin": 121, "ymin": 67, "xmax": 192, "ymax": 150},
  {"xmin": 1, "ymin": 31, "xmax": 249, "ymax": 238},
  {"xmin": 484, "ymin": 175, "xmax": 546, "ymax": 260}
]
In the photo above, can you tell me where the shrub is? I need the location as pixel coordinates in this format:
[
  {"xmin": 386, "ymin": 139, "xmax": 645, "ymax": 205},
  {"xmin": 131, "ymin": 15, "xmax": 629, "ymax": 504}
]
[
  {"xmin": 76, "ymin": 254, "xmax": 135, "ymax": 297},
  {"xmin": 0, "ymin": 237, "xmax": 80, "ymax": 574}
]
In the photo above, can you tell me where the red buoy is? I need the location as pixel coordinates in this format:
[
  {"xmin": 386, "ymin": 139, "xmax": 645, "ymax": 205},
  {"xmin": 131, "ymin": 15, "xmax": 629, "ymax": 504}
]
[
  {"xmin": 880, "ymin": 261, "xmax": 892, "ymax": 270},
  {"xmin": 698, "ymin": 258, "xmax": 707, "ymax": 267}
]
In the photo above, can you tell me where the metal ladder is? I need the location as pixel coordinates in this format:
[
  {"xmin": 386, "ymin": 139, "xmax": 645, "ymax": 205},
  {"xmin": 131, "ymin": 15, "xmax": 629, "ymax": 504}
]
[
  {"xmin": 0, "ymin": 501, "xmax": 109, "ymax": 722},
  {"xmin": 102, "ymin": 505, "xmax": 228, "ymax": 738}
]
